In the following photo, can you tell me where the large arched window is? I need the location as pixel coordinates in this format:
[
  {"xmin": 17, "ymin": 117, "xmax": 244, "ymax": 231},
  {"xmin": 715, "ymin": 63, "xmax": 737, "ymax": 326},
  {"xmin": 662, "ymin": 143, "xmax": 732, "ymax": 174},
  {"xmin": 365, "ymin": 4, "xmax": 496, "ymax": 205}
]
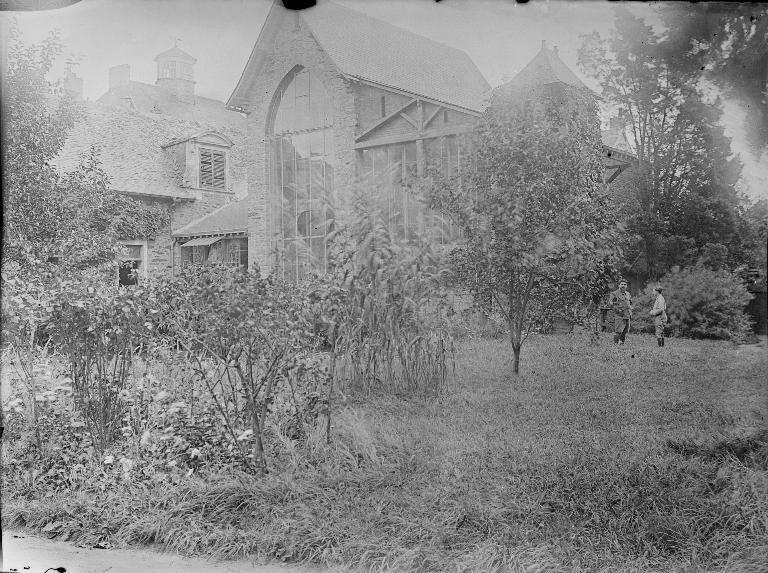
[{"xmin": 268, "ymin": 67, "xmax": 334, "ymax": 282}]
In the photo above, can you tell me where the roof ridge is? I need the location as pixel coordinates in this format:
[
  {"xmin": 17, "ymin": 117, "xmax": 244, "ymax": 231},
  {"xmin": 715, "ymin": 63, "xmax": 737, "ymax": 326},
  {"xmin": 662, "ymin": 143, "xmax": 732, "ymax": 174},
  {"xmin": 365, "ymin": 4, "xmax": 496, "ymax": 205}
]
[{"xmin": 312, "ymin": 1, "xmax": 479, "ymax": 60}]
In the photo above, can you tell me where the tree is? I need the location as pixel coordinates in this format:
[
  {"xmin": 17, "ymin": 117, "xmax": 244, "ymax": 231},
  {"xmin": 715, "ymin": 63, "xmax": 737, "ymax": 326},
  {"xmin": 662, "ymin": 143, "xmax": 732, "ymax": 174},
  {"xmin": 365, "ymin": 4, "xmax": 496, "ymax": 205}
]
[
  {"xmin": 1, "ymin": 25, "xmax": 169, "ymax": 455},
  {"xmin": 661, "ymin": 3, "xmax": 768, "ymax": 152},
  {"xmin": 578, "ymin": 7, "xmax": 749, "ymax": 279},
  {"xmin": 431, "ymin": 84, "xmax": 625, "ymax": 374},
  {"xmin": 1, "ymin": 22, "xmax": 168, "ymax": 275}
]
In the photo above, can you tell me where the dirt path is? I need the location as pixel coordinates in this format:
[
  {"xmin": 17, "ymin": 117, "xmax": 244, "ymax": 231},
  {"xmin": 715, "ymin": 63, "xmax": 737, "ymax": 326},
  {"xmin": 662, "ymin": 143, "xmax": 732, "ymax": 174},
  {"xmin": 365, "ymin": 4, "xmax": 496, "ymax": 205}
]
[{"xmin": 2, "ymin": 530, "xmax": 342, "ymax": 573}]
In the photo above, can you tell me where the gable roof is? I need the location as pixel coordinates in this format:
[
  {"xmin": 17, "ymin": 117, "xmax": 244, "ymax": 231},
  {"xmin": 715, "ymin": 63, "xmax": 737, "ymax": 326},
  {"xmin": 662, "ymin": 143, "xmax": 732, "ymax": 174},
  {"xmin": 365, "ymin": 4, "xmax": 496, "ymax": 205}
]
[
  {"xmin": 506, "ymin": 41, "xmax": 592, "ymax": 92},
  {"xmin": 228, "ymin": 1, "xmax": 490, "ymax": 113},
  {"xmin": 98, "ymin": 80, "xmax": 243, "ymax": 128},
  {"xmin": 173, "ymin": 198, "xmax": 248, "ymax": 237}
]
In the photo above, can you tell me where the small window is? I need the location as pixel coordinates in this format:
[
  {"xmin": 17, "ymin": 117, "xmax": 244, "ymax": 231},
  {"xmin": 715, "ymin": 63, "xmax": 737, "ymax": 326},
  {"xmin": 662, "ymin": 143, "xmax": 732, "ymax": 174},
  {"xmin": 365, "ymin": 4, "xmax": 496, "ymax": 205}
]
[
  {"xmin": 227, "ymin": 239, "xmax": 248, "ymax": 268},
  {"xmin": 380, "ymin": 95, "xmax": 386, "ymax": 118},
  {"xmin": 179, "ymin": 62, "xmax": 193, "ymax": 81},
  {"xmin": 119, "ymin": 244, "xmax": 143, "ymax": 287},
  {"xmin": 159, "ymin": 61, "xmax": 177, "ymax": 79},
  {"xmin": 443, "ymin": 110, "xmax": 449, "ymax": 123},
  {"xmin": 199, "ymin": 148, "xmax": 226, "ymax": 190},
  {"xmin": 192, "ymin": 245, "xmax": 207, "ymax": 265}
]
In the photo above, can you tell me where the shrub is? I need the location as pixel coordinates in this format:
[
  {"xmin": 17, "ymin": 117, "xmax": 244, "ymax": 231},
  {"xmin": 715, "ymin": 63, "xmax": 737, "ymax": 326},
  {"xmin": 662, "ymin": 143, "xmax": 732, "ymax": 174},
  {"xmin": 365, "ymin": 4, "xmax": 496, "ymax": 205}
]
[
  {"xmin": 321, "ymin": 186, "xmax": 455, "ymax": 397},
  {"xmin": 149, "ymin": 268, "xmax": 326, "ymax": 474},
  {"xmin": 631, "ymin": 265, "xmax": 753, "ymax": 340}
]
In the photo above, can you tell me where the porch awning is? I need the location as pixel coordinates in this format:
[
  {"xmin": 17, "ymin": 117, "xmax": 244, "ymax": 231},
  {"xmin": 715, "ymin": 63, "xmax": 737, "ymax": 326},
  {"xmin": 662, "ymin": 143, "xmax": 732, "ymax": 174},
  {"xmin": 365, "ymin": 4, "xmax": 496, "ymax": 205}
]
[{"xmin": 181, "ymin": 236, "xmax": 221, "ymax": 247}]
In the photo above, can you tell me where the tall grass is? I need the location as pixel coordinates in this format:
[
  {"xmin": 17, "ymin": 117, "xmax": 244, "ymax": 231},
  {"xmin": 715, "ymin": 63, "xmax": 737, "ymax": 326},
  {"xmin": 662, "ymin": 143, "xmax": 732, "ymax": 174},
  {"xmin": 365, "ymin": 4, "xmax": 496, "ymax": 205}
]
[{"xmin": 4, "ymin": 334, "xmax": 767, "ymax": 572}]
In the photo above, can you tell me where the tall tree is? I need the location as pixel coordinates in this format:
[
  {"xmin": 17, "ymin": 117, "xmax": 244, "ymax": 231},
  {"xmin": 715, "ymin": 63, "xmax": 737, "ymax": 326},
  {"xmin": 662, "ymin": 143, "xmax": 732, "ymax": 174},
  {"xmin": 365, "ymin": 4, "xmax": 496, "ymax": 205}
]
[
  {"xmin": 1, "ymin": 22, "xmax": 167, "ymax": 275},
  {"xmin": 431, "ymin": 84, "xmax": 625, "ymax": 374},
  {"xmin": 579, "ymin": 6, "xmax": 748, "ymax": 278},
  {"xmin": 661, "ymin": 2, "xmax": 768, "ymax": 152}
]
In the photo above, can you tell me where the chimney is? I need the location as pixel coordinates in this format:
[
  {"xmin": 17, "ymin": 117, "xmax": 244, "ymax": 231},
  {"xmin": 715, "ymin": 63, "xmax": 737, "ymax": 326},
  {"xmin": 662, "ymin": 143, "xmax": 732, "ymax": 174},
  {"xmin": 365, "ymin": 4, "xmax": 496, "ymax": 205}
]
[
  {"xmin": 541, "ymin": 39, "xmax": 546, "ymax": 50},
  {"xmin": 109, "ymin": 64, "xmax": 131, "ymax": 90},
  {"xmin": 553, "ymin": 45, "xmax": 559, "ymax": 57},
  {"xmin": 63, "ymin": 66, "xmax": 83, "ymax": 100}
]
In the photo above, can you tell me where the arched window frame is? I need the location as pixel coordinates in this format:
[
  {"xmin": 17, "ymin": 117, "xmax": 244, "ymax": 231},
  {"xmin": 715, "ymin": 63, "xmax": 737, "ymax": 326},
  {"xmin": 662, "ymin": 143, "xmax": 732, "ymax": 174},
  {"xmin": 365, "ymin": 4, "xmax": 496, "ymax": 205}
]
[{"xmin": 266, "ymin": 66, "xmax": 335, "ymax": 282}]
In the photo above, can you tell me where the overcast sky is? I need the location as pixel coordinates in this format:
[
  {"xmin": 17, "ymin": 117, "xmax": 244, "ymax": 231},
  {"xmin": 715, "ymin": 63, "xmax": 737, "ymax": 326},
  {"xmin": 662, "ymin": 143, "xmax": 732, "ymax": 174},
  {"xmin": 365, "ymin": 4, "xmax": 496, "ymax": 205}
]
[{"xmin": 5, "ymin": 0, "xmax": 766, "ymax": 200}]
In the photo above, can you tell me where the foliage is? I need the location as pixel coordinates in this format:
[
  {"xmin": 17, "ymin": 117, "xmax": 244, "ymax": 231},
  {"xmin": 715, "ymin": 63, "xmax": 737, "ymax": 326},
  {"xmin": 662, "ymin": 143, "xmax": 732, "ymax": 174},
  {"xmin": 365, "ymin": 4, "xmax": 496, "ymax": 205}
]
[
  {"xmin": 630, "ymin": 265, "xmax": 754, "ymax": 340},
  {"xmin": 319, "ymin": 185, "xmax": 455, "ymax": 397},
  {"xmin": 660, "ymin": 3, "xmax": 768, "ymax": 152},
  {"xmin": 4, "ymin": 335, "xmax": 767, "ymax": 572},
  {"xmin": 740, "ymin": 199, "xmax": 768, "ymax": 286},
  {"xmin": 149, "ymin": 267, "xmax": 326, "ymax": 474},
  {"xmin": 44, "ymin": 283, "xmax": 159, "ymax": 453},
  {"xmin": 578, "ymin": 7, "xmax": 753, "ymax": 279},
  {"xmin": 430, "ymin": 82, "xmax": 625, "ymax": 373},
  {"xmin": 2, "ymin": 23, "xmax": 168, "ymax": 273}
]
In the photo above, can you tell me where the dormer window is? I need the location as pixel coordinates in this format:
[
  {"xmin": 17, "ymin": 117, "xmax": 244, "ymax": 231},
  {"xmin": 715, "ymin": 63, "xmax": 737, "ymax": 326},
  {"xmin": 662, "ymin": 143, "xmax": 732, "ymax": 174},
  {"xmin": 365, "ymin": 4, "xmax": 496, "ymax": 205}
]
[
  {"xmin": 161, "ymin": 130, "xmax": 233, "ymax": 191},
  {"xmin": 199, "ymin": 147, "xmax": 226, "ymax": 190}
]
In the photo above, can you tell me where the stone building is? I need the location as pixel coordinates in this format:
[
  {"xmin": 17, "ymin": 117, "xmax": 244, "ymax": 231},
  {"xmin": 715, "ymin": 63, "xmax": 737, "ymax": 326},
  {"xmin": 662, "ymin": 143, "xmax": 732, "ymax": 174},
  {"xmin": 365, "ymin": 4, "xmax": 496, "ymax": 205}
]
[
  {"xmin": 226, "ymin": 1, "xmax": 636, "ymax": 278},
  {"xmin": 56, "ymin": 44, "xmax": 248, "ymax": 284}
]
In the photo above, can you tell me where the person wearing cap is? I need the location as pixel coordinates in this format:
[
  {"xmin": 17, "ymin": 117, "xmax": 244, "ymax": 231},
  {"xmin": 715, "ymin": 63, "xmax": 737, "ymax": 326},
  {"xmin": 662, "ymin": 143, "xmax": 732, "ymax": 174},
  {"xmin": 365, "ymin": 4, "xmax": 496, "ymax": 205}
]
[
  {"xmin": 608, "ymin": 278, "xmax": 633, "ymax": 345},
  {"xmin": 649, "ymin": 284, "xmax": 668, "ymax": 347}
]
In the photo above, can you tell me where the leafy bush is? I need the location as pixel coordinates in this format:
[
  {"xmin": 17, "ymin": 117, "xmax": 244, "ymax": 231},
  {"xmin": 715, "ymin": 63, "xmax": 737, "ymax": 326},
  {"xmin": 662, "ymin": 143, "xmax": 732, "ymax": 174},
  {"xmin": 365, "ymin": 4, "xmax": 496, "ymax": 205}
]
[
  {"xmin": 150, "ymin": 267, "xmax": 326, "ymax": 474},
  {"xmin": 322, "ymin": 186, "xmax": 455, "ymax": 396},
  {"xmin": 631, "ymin": 265, "xmax": 753, "ymax": 340}
]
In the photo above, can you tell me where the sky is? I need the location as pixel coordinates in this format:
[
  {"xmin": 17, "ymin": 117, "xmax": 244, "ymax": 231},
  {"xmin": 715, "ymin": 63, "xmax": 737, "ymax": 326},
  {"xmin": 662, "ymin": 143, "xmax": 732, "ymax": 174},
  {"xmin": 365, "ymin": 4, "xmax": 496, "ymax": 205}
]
[{"xmin": 4, "ymin": 0, "xmax": 766, "ymax": 201}]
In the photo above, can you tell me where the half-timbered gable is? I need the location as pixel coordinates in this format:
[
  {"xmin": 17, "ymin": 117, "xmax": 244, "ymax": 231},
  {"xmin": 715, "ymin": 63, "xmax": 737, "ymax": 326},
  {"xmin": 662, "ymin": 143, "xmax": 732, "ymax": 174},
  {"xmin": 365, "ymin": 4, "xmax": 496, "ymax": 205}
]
[{"xmin": 229, "ymin": 1, "xmax": 635, "ymax": 278}]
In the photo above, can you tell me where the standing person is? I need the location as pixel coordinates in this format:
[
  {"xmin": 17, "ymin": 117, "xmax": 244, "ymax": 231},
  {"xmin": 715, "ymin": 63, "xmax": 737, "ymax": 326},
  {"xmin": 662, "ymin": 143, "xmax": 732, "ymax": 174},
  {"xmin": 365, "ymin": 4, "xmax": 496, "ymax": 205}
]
[
  {"xmin": 609, "ymin": 278, "xmax": 633, "ymax": 345},
  {"xmin": 650, "ymin": 284, "xmax": 668, "ymax": 347}
]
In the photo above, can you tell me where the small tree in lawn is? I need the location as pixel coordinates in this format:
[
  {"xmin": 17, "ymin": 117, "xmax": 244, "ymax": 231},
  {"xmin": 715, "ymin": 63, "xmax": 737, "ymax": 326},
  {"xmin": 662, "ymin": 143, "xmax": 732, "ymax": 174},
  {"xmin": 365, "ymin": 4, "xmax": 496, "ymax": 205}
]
[{"xmin": 431, "ymin": 83, "xmax": 625, "ymax": 374}]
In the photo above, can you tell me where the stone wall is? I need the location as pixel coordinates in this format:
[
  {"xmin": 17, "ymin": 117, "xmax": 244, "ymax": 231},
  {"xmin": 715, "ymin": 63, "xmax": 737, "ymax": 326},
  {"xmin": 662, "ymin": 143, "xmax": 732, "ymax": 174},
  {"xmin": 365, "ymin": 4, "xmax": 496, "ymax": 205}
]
[
  {"xmin": 241, "ymin": 9, "xmax": 358, "ymax": 274},
  {"xmin": 138, "ymin": 188, "xmax": 233, "ymax": 276}
]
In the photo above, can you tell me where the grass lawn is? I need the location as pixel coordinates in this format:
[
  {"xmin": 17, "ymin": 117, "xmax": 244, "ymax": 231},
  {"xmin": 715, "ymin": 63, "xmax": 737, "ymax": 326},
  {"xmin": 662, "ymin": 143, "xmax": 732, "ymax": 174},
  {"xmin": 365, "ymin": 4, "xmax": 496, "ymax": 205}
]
[{"xmin": 5, "ymin": 334, "xmax": 768, "ymax": 572}]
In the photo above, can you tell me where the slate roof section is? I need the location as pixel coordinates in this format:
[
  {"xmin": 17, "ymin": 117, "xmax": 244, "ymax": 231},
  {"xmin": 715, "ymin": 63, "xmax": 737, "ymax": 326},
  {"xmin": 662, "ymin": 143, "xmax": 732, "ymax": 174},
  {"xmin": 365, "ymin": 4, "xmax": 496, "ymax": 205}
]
[
  {"xmin": 173, "ymin": 198, "xmax": 248, "ymax": 237},
  {"xmin": 506, "ymin": 41, "xmax": 592, "ymax": 92},
  {"xmin": 55, "ymin": 86, "xmax": 247, "ymax": 199},
  {"xmin": 228, "ymin": 1, "xmax": 491, "ymax": 113},
  {"xmin": 98, "ymin": 81, "xmax": 243, "ymax": 128}
]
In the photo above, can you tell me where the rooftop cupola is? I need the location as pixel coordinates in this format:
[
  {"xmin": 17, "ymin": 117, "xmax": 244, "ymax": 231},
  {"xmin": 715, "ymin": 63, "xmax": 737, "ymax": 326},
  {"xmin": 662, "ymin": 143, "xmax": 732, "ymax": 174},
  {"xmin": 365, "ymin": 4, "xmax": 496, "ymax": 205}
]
[{"xmin": 154, "ymin": 42, "xmax": 197, "ymax": 104}]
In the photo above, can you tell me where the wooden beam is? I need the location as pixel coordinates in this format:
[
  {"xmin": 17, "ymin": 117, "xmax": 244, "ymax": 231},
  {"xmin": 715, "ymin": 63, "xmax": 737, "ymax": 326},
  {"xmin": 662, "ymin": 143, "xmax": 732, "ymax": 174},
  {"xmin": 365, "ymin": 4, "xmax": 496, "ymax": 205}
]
[
  {"xmin": 400, "ymin": 111, "xmax": 419, "ymax": 129},
  {"xmin": 346, "ymin": 75, "xmax": 484, "ymax": 116},
  {"xmin": 605, "ymin": 165, "xmax": 628, "ymax": 184},
  {"xmin": 355, "ymin": 125, "xmax": 474, "ymax": 149},
  {"xmin": 355, "ymin": 98, "xmax": 417, "ymax": 143},
  {"xmin": 423, "ymin": 105, "xmax": 444, "ymax": 129}
]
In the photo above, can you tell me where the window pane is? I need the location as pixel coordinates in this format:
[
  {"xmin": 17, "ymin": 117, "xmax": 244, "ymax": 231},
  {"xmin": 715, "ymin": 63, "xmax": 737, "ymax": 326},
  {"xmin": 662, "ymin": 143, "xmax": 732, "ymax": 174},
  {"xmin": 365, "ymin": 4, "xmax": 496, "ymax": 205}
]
[
  {"xmin": 424, "ymin": 138, "xmax": 440, "ymax": 173},
  {"xmin": 372, "ymin": 147, "xmax": 387, "ymax": 177},
  {"xmin": 311, "ymin": 158, "xmax": 326, "ymax": 198},
  {"xmin": 281, "ymin": 138, "xmax": 295, "ymax": 191},
  {"xmin": 388, "ymin": 144, "xmax": 403, "ymax": 188},
  {"xmin": 360, "ymin": 149, "xmax": 373, "ymax": 181},
  {"xmin": 270, "ymin": 68, "xmax": 334, "ymax": 281},
  {"xmin": 294, "ymin": 70, "xmax": 309, "ymax": 98},
  {"xmin": 123, "ymin": 245, "xmax": 142, "ymax": 259},
  {"xmin": 404, "ymin": 142, "xmax": 417, "ymax": 183},
  {"xmin": 310, "ymin": 237, "xmax": 325, "ymax": 273}
]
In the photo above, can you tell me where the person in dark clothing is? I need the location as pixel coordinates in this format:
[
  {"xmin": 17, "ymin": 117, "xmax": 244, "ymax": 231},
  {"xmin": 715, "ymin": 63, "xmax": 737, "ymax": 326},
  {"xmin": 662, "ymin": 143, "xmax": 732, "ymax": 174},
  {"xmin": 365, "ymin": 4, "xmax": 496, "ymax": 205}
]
[{"xmin": 609, "ymin": 279, "xmax": 632, "ymax": 345}]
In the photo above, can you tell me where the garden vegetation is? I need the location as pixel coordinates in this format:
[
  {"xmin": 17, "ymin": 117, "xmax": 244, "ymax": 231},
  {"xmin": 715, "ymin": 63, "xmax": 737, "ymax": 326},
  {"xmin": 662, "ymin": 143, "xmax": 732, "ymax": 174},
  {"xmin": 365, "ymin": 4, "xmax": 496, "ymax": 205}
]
[{"xmin": 2, "ymin": 16, "xmax": 767, "ymax": 573}]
